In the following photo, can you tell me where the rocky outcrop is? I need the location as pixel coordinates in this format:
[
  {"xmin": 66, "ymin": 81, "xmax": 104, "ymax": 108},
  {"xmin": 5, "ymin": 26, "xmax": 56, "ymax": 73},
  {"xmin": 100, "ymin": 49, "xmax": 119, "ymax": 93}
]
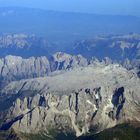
[
  {"xmin": 0, "ymin": 55, "xmax": 50, "ymax": 86},
  {"xmin": 0, "ymin": 64, "xmax": 140, "ymax": 137},
  {"xmin": 0, "ymin": 33, "xmax": 140, "ymax": 80},
  {"xmin": 0, "ymin": 33, "xmax": 53, "ymax": 57},
  {"xmin": 50, "ymin": 52, "xmax": 88, "ymax": 71},
  {"xmin": 72, "ymin": 33, "xmax": 140, "ymax": 60},
  {"xmin": 0, "ymin": 52, "xmax": 88, "ymax": 87},
  {"xmin": 123, "ymin": 58, "xmax": 140, "ymax": 77},
  {"xmin": 108, "ymin": 87, "xmax": 125, "ymax": 120}
]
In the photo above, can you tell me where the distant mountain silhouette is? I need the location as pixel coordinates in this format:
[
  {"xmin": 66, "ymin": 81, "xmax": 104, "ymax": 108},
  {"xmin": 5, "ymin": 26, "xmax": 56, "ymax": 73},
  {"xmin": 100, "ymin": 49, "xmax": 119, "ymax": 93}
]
[{"xmin": 0, "ymin": 7, "xmax": 140, "ymax": 44}]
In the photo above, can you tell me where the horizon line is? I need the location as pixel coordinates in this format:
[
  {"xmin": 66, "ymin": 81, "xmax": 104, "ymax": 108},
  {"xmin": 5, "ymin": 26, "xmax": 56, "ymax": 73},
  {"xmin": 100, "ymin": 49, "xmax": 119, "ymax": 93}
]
[{"xmin": 0, "ymin": 6, "xmax": 139, "ymax": 18}]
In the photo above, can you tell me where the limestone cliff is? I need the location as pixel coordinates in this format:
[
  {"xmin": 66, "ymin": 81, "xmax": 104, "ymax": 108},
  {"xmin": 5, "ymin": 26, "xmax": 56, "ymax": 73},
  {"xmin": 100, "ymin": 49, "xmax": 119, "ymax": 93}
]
[{"xmin": 0, "ymin": 64, "xmax": 140, "ymax": 137}]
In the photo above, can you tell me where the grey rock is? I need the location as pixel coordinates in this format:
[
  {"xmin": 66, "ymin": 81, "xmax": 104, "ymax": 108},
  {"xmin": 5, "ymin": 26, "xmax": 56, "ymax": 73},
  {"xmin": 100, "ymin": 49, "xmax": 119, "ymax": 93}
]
[
  {"xmin": 0, "ymin": 53, "xmax": 88, "ymax": 86},
  {"xmin": 0, "ymin": 64, "xmax": 140, "ymax": 136}
]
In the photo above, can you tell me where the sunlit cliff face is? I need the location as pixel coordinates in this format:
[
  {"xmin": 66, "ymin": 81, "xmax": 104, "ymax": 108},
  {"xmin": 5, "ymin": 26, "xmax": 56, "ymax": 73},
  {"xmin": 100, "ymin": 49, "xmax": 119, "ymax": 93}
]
[{"xmin": 0, "ymin": 1, "xmax": 140, "ymax": 139}]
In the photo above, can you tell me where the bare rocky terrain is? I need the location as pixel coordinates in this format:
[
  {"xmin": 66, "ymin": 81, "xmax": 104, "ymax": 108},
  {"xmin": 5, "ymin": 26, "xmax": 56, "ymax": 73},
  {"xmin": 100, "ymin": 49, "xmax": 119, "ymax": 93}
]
[
  {"xmin": 0, "ymin": 63, "xmax": 140, "ymax": 139},
  {"xmin": 0, "ymin": 33, "xmax": 140, "ymax": 140},
  {"xmin": 0, "ymin": 52, "xmax": 88, "ymax": 87}
]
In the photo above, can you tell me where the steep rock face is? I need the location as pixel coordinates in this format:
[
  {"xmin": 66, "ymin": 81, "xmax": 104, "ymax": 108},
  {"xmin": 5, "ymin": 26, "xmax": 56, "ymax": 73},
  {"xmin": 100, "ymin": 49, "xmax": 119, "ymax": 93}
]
[
  {"xmin": 0, "ymin": 53, "xmax": 88, "ymax": 86},
  {"xmin": 50, "ymin": 52, "xmax": 88, "ymax": 71},
  {"xmin": 0, "ymin": 64, "xmax": 140, "ymax": 137},
  {"xmin": 0, "ymin": 33, "xmax": 140, "ymax": 80},
  {"xmin": 0, "ymin": 55, "xmax": 50, "ymax": 84}
]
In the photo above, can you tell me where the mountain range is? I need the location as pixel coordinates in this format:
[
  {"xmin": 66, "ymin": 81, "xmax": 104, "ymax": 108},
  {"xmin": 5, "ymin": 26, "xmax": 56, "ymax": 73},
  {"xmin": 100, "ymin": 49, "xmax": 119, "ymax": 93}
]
[
  {"xmin": 0, "ymin": 63, "xmax": 140, "ymax": 139},
  {"xmin": 0, "ymin": 6, "xmax": 140, "ymax": 140},
  {"xmin": 1, "ymin": 33, "xmax": 140, "ymax": 60},
  {"xmin": 0, "ymin": 7, "xmax": 140, "ymax": 45}
]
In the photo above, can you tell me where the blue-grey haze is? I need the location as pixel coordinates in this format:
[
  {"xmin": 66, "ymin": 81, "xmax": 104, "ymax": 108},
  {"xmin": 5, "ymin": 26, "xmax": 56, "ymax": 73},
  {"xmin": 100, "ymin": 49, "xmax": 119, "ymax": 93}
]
[{"xmin": 0, "ymin": 0, "xmax": 140, "ymax": 16}]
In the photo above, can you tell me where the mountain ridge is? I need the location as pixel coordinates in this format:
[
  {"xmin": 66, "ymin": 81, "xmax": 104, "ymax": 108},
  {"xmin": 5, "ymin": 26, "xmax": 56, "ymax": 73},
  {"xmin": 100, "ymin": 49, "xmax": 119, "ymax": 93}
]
[
  {"xmin": 0, "ymin": 7, "xmax": 140, "ymax": 44},
  {"xmin": 1, "ymin": 6, "xmax": 140, "ymax": 18},
  {"xmin": 0, "ymin": 63, "xmax": 140, "ymax": 138}
]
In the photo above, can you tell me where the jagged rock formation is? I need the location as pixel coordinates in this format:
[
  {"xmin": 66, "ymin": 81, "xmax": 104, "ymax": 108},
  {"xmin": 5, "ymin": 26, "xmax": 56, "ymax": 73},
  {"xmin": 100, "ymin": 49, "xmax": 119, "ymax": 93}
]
[
  {"xmin": 71, "ymin": 33, "xmax": 140, "ymax": 60},
  {"xmin": 1, "ymin": 33, "xmax": 140, "ymax": 62},
  {"xmin": 0, "ymin": 55, "xmax": 50, "ymax": 82},
  {"xmin": 0, "ymin": 33, "xmax": 54, "ymax": 57},
  {"xmin": 70, "ymin": 34, "xmax": 140, "ymax": 76},
  {"xmin": 0, "ymin": 64, "xmax": 140, "ymax": 137},
  {"xmin": 0, "ymin": 52, "xmax": 139, "ymax": 88},
  {"xmin": 0, "ymin": 33, "xmax": 140, "ymax": 78},
  {"xmin": 0, "ymin": 52, "xmax": 88, "ymax": 86},
  {"xmin": 50, "ymin": 52, "xmax": 88, "ymax": 71},
  {"xmin": 123, "ymin": 58, "xmax": 140, "ymax": 77},
  {"xmin": 0, "ymin": 33, "xmax": 140, "ymax": 139}
]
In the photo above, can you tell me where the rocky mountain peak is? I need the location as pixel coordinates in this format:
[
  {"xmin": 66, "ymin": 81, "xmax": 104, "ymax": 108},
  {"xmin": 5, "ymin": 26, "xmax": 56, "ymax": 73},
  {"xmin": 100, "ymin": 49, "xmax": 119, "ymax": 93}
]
[{"xmin": 0, "ymin": 64, "xmax": 140, "ymax": 137}]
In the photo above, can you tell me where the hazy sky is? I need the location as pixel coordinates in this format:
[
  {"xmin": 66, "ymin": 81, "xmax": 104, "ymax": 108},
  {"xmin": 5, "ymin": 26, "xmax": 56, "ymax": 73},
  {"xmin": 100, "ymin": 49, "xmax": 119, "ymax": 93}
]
[{"xmin": 0, "ymin": 0, "xmax": 140, "ymax": 16}]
